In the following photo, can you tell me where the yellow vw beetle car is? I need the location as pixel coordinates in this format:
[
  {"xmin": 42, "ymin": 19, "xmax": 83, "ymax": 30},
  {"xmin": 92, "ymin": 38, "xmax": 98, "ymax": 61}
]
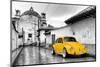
[{"xmin": 52, "ymin": 36, "xmax": 87, "ymax": 58}]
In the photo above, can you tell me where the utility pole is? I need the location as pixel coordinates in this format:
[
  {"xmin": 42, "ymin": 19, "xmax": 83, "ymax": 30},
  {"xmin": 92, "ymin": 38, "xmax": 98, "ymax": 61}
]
[
  {"xmin": 37, "ymin": 19, "xmax": 40, "ymax": 47},
  {"xmin": 22, "ymin": 28, "xmax": 24, "ymax": 47}
]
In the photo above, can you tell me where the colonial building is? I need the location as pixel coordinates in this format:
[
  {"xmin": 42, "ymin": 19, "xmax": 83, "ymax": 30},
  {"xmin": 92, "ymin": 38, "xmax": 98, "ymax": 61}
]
[
  {"xmin": 11, "ymin": 7, "xmax": 48, "ymax": 64},
  {"xmin": 12, "ymin": 7, "xmax": 54, "ymax": 48}
]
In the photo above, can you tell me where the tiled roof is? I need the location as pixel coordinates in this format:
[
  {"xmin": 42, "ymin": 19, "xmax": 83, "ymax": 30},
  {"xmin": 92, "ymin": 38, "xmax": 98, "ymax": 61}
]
[{"xmin": 65, "ymin": 6, "xmax": 96, "ymax": 24}]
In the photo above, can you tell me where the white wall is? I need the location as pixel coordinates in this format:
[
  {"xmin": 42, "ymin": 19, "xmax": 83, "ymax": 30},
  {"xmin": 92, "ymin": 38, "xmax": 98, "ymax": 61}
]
[
  {"xmin": 18, "ymin": 15, "xmax": 39, "ymax": 45},
  {"xmin": 51, "ymin": 26, "xmax": 73, "ymax": 39},
  {"xmin": 45, "ymin": 26, "xmax": 73, "ymax": 45},
  {"xmin": 12, "ymin": 26, "xmax": 23, "ymax": 51},
  {"xmin": 12, "ymin": 27, "xmax": 17, "ymax": 51},
  {"xmin": 71, "ymin": 17, "xmax": 95, "ymax": 44},
  {"xmin": 45, "ymin": 17, "xmax": 95, "ymax": 45},
  {"xmin": 46, "ymin": 35, "xmax": 52, "ymax": 45},
  {"xmin": 40, "ymin": 30, "xmax": 46, "ymax": 43},
  {"xmin": 24, "ymin": 31, "xmax": 35, "ymax": 44}
]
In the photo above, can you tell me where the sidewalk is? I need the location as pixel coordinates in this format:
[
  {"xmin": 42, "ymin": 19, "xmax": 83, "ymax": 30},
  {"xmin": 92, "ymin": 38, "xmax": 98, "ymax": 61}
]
[{"xmin": 11, "ymin": 47, "xmax": 23, "ymax": 65}]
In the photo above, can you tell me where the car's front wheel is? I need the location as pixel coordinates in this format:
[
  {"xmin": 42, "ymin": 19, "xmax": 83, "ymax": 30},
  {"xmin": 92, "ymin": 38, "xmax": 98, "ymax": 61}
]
[{"xmin": 62, "ymin": 48, "xmax": 68, "ymax": 58}]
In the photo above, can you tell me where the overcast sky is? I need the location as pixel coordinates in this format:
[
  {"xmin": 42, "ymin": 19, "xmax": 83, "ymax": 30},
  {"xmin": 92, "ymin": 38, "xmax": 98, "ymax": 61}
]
[{"xmin": 12, "ymin": 1, "xmax": 89, "ymax": 27}]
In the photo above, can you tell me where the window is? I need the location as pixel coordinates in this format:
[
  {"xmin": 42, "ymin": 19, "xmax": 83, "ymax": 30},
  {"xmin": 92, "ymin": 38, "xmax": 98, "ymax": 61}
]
[
  {"xmin": 58, "ymin": 38, "xmax": 63, "ymax": 43},
  {"xmin": 28, "ymin": 33, "xmax": 32, "ymax": 37},
  {"xmin": 64, "ymin": 37, "xmax": 77, "ymax": 42},
  {"xmin": 18, "ymin": 35, "xmax": 23, "ymax": 38}
]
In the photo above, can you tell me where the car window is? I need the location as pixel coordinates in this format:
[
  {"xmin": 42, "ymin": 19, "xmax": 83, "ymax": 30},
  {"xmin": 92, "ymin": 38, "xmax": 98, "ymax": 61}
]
[
  {"xmin": 64, "ymin": 37, "xmax": 77, "ymax": 42},
  {"xmin": 58, "ymin": 38, "xmax": 63, "ymax": 43}
]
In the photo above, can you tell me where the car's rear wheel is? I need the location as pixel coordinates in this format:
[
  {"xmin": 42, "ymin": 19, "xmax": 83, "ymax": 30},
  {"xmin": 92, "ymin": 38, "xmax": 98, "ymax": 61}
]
[{"xmin": 62, "ymin": 48, "xmax": 68, "ymax": 58}]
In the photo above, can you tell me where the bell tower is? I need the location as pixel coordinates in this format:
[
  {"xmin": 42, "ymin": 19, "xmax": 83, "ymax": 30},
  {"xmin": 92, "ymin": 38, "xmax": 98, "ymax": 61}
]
[{"xmin": 41, "ymin": 13, "xmax": 47, "ymax": 28}]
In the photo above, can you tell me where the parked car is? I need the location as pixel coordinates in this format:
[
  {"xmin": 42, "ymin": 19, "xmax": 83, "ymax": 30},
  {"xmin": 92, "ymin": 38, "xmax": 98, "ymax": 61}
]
[{"xmin": 52, "ymin": 36, "xmax": 87, "ymax": 58}]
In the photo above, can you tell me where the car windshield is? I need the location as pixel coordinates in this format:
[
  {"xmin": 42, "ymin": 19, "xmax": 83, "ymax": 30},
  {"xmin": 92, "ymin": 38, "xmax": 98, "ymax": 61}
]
[{"xmin": 64, "ymin": 37, "xmax": 77, "ymax": 42}]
